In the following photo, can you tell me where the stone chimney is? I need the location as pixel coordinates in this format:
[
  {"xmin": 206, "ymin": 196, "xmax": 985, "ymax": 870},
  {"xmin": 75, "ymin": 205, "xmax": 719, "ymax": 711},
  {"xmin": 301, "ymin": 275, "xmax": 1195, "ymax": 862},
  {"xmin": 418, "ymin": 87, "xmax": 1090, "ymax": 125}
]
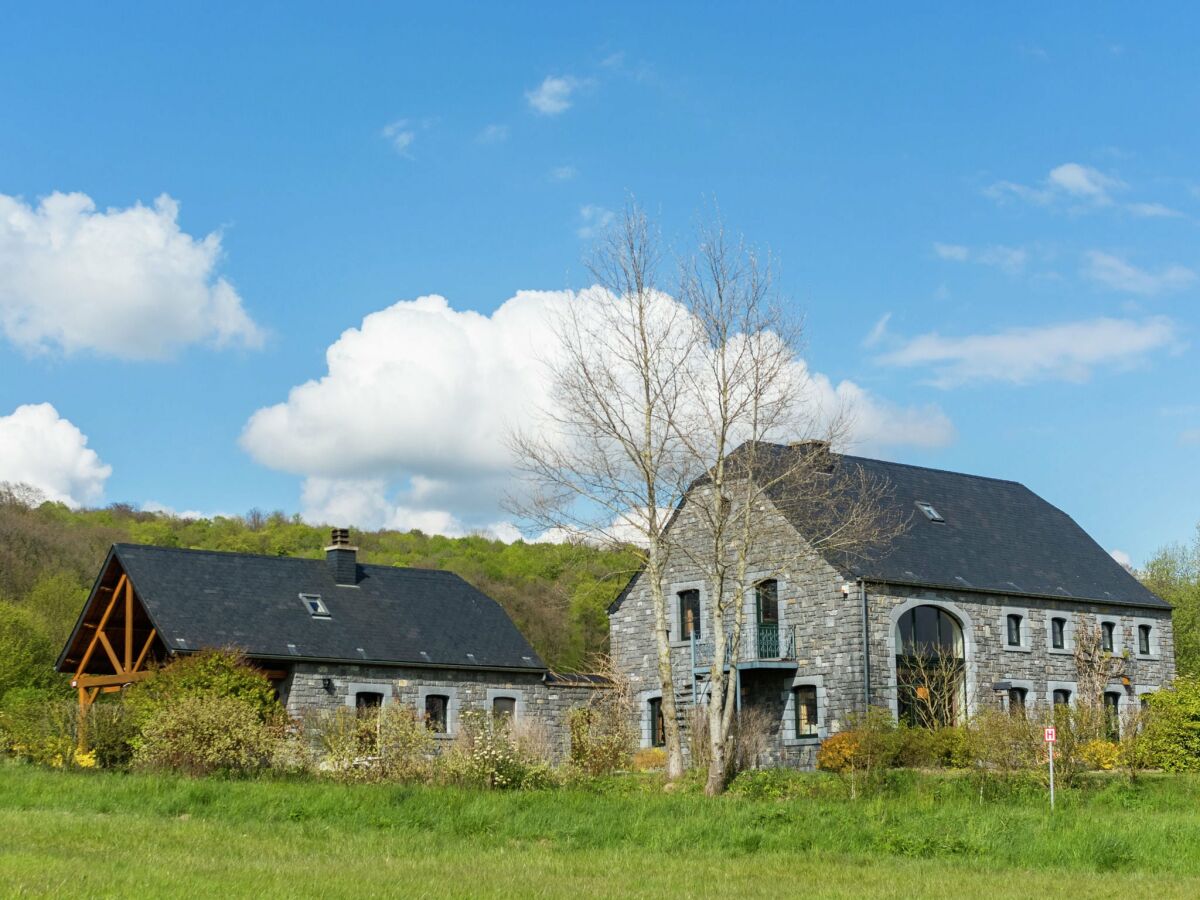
[{"xmin": 325, "ymin": 528, "xmax": 358, "ymax": 586}]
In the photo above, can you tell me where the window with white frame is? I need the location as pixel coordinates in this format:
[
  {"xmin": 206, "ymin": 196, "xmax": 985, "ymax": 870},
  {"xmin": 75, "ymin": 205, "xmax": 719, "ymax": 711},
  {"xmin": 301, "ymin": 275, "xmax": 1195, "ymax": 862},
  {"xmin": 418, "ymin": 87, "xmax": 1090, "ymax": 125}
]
[
  {"xmin": 1001, "ymin": 607, "xmax": 1030, "ymax": 651},
  {"xmin": 1133, "ymin": 620, "xmax": 1159, "ymax": 658},
  {"xmin": 1098, "ymin": 617, "xmax": 1122, "ymax": 655},
  {"xmin": 1046, "ymin": 612, "xmax": 1073, "ymax": 653}
]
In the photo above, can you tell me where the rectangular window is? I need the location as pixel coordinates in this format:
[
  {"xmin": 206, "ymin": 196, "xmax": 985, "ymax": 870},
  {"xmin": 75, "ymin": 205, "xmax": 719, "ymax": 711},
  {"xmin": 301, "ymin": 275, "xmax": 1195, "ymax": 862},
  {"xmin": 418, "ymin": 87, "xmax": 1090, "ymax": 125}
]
[
  {"xmin": 794, "ymin": 685, "xmax": 818, "ymax": 737},
  {"xmin": 1051, "ymin": 617, "xmax": 1066, "ymax": 650},
  {"xmin": 755, "ymin": 580, "xmax": 779, "ymax": 625},
  {"xmin": 1104, "ymin": 691, "xmax": 1121, "ymax": 740},
  {"xmin": 355, "ymin": 691, "xmax": 383, "ymax": 711},
  {"xmin": 648, "ymin": 697, "xmax": 665, "ymax": 747},
  {"xmin": 915, "ymin": 500, "xmax": 945, "ymax": 522},
  {"xmin": 1052, "ymin": 688, "xmax": 1071, "ymax": 706},
  {"xmin": 1006, "ymin": 614, "xmax": 1023, "ymax": 647},
  {"xmin": 424, "ymin": 694, "xmax": 449, "ymax": 733},
  {"xmin": 1101, "ymin": 621, "xmax": 1115, "ymax": 653},
  {"xmin": 300, "ymin": 592, "xmax": 330, "ymax": 618},
  {"xmin": 492, "ymin": 696, "xmax": 517, "ymax": 721},
  {"xmin": 1138, "ymin": 624, "xmax": 1152, "ymax": 656},
  {"xmin": 1008, "ymin": 687, "xmax": 1028, "ymax": 711},
  {"xmin": 679, "ymin": 589, "xmax": 701, "ymax": 640}
]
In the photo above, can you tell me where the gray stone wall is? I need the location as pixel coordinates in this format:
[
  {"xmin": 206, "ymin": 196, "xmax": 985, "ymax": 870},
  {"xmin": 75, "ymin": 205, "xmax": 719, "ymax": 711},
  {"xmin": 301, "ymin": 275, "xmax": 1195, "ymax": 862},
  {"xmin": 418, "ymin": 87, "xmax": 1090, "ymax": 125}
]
[
  {"xmin": 865, "ymin": 583, "xmax": 1176, "ymax": 718},
  {"xmin": 609, "ymin": 489, "xmax": 868, "ymax": 761},
  {"xmin": 609, "ymin": 487, "xmax": 1177, "ymax": 770},
  {"xmin": 282, "ymin": 663, "xmax": 598, "ymax": 761}
]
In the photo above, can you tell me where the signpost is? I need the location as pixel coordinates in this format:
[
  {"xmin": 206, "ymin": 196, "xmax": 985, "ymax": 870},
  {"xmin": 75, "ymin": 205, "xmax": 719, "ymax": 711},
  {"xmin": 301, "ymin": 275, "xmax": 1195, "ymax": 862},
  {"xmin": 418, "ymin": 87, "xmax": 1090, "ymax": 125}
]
[{"xmin": 1044, "ymin": 726, "xmax": 1057, "ymax": 810}]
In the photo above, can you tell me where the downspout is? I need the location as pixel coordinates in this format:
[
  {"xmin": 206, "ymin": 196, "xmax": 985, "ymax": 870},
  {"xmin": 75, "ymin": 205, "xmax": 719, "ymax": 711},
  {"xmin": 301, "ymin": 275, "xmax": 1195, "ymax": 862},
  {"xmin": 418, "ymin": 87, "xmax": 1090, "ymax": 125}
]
[{"xmin": 859, "ymin": 578, "xmax": 870, "ymax": 712}]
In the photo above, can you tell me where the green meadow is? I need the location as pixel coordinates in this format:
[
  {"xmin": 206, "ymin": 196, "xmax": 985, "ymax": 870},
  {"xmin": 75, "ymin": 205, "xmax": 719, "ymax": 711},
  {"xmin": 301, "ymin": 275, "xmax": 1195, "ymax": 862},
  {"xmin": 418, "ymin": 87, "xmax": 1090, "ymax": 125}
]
[{"xmin": 4, "ymin": 763, "xmax": 1200, "ymax": 898}]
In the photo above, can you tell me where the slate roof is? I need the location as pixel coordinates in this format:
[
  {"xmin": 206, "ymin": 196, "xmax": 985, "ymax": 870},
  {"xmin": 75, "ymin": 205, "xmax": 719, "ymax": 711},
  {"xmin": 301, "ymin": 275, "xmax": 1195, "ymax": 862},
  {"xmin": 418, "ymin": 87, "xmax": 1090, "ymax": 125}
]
[
  {"xmin": 59, "ymin": 544, "xmax": 546, "ymax": 671},
  {"xmin": 761, "ymin": 445, "xmax": 1167, "ymax": 609},
  {"xmin": 610, "ymin": 443, "xmax": 1167, "ymax": 613}
]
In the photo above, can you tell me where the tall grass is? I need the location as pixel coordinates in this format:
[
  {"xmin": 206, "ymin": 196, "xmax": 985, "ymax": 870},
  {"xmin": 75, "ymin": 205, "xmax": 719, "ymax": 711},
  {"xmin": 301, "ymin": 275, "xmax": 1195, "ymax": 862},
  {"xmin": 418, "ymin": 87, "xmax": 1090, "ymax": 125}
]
[{"xmin": 4, "ymin": 762, "xmax": 1200, "ymax": 897}]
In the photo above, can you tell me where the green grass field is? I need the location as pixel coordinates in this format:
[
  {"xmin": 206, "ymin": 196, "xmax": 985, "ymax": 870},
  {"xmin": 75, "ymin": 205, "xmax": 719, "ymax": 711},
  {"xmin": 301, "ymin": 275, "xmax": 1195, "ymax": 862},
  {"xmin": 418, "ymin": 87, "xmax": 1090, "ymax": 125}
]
[{"xmin": 3, "ymin": 764, "xmax": 1200, "ymax": 898}]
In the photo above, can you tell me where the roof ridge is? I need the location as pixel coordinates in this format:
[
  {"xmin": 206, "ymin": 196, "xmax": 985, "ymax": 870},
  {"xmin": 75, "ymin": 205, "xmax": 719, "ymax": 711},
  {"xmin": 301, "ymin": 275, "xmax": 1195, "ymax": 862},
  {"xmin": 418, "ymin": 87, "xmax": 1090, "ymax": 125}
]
[
  {"xmin": 834, "ymin": 452, "xmax": 1025, "ymax": 487},
  {"xmin": 113, "ymin": 543, "xmax": 459, "ymax": 577}
]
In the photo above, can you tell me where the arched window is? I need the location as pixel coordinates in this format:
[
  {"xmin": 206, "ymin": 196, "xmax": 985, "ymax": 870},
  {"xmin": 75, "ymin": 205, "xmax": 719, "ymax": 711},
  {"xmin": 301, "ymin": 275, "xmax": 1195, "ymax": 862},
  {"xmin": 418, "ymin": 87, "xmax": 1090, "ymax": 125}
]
[{"xmin": 895, "ymin": 605, "xmax": 965, "ymax": 727}]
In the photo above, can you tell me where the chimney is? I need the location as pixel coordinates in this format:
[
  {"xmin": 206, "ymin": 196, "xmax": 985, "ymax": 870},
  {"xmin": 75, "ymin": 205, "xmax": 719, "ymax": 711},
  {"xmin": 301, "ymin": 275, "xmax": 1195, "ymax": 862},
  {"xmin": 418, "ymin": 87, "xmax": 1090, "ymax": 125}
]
[{"xmin": 325, "ymin": 528, "xmax": 359, "ymax": 586}]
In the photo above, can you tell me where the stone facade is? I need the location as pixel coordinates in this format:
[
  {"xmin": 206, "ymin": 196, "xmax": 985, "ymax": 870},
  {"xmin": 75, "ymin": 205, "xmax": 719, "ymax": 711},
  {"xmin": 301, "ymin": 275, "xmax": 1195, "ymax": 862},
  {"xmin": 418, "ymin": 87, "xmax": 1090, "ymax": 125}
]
[
  {"xmin": 609, "ymin": 490, "xmax": 1176, "ymax": 769},
  {"xmin": 282, "ymin": 663, "xmax": 599, "ymax": 761}
]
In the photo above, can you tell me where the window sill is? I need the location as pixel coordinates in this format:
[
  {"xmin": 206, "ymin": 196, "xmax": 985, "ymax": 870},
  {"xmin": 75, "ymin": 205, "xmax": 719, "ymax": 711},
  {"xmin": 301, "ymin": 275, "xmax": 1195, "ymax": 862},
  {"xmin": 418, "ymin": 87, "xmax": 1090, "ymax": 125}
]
[
  {"xmin": 1135, "ymin": 653, "xmax": 1161, "ymax": 662},
  {"xmin": 1002, "ymin": 644, "xmax": 1032, "ymax": 653},
  {"xmin": 1048, "ymin": 648, "xmax": 1074, "ymax": 656},
  {"xmin": 783, "ymin": 736, "xmax": 821, "ymax": 746}
]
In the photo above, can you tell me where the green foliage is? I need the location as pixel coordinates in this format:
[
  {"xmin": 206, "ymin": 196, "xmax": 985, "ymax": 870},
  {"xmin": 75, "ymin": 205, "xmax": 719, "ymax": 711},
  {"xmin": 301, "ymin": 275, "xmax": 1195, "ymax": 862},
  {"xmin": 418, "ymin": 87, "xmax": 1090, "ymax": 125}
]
[
  {"xmin": 306, "ymin": 706, "xmax": 435, "ymax": 782},
  {"xmin": 0, "ymin": 688, "xmax": 78, "ymax": 766},
  {"xmin": 133, "ymin": 695, "xmax": 283, "ymax": 775},
  {"xmin": 567, "ymin": 705, "xmax": 634, "ymax": 776},
  {"xmin": 1142, "ymin": 526, "xmax": 1200, "ymax": 677},
  {"xmin": 124, "ymin": 648, "xmax": 283, "ymax": 730},
  {"xmin": 1143, "ymin": 676, "xmax": 1200, "ymax": 771},
  {"xmin": 0, "ymin": 602, "xmax": 62, "ymax": 701}
]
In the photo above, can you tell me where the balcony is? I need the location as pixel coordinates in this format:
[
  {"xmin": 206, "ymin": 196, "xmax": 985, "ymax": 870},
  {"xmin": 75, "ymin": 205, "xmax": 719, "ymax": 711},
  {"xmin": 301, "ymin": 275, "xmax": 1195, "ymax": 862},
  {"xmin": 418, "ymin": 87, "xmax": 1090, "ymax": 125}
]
[{"xmin": 690, "ymin": 623, "xmax": 798, "ymax": 670}]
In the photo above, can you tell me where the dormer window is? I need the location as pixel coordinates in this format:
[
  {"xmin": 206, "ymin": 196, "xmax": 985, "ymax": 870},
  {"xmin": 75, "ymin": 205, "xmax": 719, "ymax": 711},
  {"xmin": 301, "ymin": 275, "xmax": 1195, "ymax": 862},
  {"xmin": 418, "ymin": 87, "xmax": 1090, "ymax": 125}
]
[
  {"xmin": 301, "ymin": 593, "xmax": 330, "ymax": 618},
  {"xmin": 915, "ymin": 501, "xmax": 944, "ymax": 523}
]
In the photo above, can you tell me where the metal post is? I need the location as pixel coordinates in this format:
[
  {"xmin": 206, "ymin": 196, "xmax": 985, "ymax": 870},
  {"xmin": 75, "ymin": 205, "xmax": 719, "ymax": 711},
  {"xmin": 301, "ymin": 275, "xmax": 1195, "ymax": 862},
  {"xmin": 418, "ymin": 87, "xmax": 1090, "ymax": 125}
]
[{"xmin": 1049, "ymin": 742, "xmax": 1055, "ymax": 811}]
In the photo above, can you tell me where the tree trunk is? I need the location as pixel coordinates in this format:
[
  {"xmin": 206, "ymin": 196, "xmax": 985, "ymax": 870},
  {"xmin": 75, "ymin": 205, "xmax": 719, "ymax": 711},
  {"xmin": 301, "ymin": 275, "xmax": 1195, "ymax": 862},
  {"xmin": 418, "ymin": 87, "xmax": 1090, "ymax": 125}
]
[{"xmin": 648, "ymin": 550, "xmax": 685, "ymax": 780}]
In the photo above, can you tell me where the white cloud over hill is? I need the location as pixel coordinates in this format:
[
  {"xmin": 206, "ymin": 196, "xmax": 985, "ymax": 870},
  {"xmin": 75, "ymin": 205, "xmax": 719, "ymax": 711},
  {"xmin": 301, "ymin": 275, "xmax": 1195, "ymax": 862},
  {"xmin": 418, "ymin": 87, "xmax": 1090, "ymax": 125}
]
[
  {"xmin": 0, "ymin": 403, "xmax": 111, "ymax": 507},
  {"xmin": 241, "ymin": 290, "xmax": 954, "ymax": 535}
]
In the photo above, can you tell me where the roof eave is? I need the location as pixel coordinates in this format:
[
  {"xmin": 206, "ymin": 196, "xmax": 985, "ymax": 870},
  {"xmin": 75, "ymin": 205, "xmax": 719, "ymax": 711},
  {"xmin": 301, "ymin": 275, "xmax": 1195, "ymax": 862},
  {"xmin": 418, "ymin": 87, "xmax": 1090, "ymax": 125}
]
[{"xmin": 859, "ymin": 575, "xmax": 1172, "ymax": 612}]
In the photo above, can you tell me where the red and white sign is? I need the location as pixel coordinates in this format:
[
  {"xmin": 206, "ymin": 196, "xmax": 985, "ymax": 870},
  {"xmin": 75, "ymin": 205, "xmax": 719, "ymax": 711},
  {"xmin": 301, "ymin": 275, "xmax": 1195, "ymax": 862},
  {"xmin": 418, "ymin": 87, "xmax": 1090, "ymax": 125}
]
[{"xmin": 1044, "ymin": 726, "xmax": 1057, "ymax": 743}]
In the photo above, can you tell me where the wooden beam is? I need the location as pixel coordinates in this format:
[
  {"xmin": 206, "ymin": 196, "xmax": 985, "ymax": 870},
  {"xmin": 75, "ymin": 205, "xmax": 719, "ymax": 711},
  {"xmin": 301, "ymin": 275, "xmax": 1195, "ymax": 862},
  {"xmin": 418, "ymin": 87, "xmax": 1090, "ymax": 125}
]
[
  {"xmin": 96, "ymin": 631, "xmax": 123, "ymax": 673},
  {"xmin": 73, "ymin": 671, "xmax": 153, "ymax": 689},
  {"xmin": 75, "ymin": 573, "xmax": 126, "ymax": 676},
  {"xmin": 133, "ymin": 629, "xmax": 157, "ymax": 672},
  {"xmin": 124, "ymin": 577, "xmax": 134, "ymax": 671}
]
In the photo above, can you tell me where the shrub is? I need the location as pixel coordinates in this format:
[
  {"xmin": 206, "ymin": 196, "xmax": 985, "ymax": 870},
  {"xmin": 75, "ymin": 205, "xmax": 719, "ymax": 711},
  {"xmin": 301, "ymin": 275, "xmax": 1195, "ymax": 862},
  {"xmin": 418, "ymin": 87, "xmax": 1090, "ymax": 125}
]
[
  {"xmin": 568, "ymin": 705, "xmax": 633, "ymax": 776},
  {"xmin": 1142, "ymin": 677, "xmax": 1200, "ymax": 772},
  {"xmin": 441, "ymin": 710, "xmax": 556, "ymax": 789},
  {"xmin": 84, "ymin": 700, "xmax": 138, "ymax": 768},
  {"xmin": 1081, "ymin": 739, "xmax": 1121, "ymax": 771},
  {"xmin": 134, "ymin": 694, "xmax": 281, "ymax": 775},
  {"xmin": 816, "ymin": 731, "xmax": 860, "ymax": 774},
  {"xmin": 125, "ymin": 649, "xmax": 282, "ymax": 730},
  {"xmin": 0, "ymin": 602, "xmax": 61, "ymax": 701},
  {"xmin": 0, "ymin": 688, "xmax": 77, "ymax": 766},
  {"xmin": 632, "ymin": 747, "xmax": 666, "ymax": 771},
  {"xmin": 304, "ymin": 705, "xmax": 434, "ymax": 782}
]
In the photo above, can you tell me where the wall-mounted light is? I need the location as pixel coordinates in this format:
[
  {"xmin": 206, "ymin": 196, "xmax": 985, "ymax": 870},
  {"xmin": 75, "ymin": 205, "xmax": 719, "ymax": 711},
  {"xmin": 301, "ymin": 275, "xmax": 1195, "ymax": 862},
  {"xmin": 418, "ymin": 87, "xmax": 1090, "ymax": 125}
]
[{"xmin": 322, "ymin": 677, "xmax": 335, "ymax": 693}]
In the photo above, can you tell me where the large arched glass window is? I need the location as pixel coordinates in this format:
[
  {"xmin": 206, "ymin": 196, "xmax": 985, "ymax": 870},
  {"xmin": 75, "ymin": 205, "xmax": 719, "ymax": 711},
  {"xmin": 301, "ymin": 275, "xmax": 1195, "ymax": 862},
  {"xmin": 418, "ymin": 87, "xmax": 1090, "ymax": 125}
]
[{"xmin": 895, "ymin": 605, "xmax": 965, "ymax": 727}]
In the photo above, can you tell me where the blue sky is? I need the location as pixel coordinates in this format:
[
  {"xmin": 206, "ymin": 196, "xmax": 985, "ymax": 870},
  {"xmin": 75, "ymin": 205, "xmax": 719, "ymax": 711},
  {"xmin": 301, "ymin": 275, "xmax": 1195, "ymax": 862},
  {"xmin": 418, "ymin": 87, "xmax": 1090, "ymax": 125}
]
[{"xmin": 1, "ymin": 3, "xmax": 1197, "ymax": 565}]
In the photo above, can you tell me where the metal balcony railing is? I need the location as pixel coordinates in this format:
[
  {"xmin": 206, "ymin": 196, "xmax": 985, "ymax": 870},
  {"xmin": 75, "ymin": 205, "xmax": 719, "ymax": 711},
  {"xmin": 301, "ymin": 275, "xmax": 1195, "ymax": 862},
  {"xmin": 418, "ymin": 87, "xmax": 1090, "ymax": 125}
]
[{"xmin": 690, "ymin": 623, "xmax": 797, "ymax": 668}]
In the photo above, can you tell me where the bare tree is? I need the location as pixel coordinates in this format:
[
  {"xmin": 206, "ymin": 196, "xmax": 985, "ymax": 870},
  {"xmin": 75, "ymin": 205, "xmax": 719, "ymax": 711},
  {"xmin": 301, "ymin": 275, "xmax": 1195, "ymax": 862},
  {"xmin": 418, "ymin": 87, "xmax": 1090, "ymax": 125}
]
[
  {"xmin": 507, "ymin": 204, "xmax": 695, "ymax": 780},
  {"xmin": 1073, "ymin": 615, "xmax": 1127, "ymax": 741},
  {"xmin": 673, "ymin": 219, "xmax": 903, "ymax": 795}
]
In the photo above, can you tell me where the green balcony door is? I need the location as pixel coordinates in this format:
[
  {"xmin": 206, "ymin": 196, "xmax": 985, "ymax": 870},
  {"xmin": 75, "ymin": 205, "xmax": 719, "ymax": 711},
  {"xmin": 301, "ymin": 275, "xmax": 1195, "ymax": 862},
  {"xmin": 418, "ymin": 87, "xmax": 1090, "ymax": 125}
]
[{"xmin": 755, "ymin": 580, "xmax": 779, "ymax": 657}]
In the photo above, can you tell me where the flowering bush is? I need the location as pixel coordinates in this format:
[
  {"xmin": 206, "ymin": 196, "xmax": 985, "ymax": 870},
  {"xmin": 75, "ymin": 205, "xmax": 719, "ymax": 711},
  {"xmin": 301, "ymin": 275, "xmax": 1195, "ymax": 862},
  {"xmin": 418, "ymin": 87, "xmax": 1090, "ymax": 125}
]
[
  {"xmin": 1081, "ymin": 739, "xmax": 1121, "ymax": 771},
  {"xmin": 815, "ymin": 731, "xmax": 860, "ymax": 774},
  {"xmin": 441, "ymin": 710, "xmax": 556, "ymax": 789}
]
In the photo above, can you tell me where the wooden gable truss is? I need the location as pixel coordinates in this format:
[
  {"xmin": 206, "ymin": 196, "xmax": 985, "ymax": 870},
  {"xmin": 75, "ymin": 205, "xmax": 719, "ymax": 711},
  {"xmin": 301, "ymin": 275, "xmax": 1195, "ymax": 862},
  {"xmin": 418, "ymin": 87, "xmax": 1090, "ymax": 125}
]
[{"xmin": 62, "ymin": 556, "xmax": 164, "ymax": 718}]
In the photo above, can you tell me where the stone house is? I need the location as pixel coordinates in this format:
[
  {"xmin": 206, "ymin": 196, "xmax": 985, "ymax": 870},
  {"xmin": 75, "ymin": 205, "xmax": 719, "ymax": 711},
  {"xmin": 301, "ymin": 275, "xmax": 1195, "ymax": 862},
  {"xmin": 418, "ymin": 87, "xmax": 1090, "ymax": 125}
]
[
  {"xmin": 57, "ymin": 529, "xmax": 597, "ymax": 754},
  {"xmin": 608, "ymin": 442, "xmax": 1175, "ymax": 768}
]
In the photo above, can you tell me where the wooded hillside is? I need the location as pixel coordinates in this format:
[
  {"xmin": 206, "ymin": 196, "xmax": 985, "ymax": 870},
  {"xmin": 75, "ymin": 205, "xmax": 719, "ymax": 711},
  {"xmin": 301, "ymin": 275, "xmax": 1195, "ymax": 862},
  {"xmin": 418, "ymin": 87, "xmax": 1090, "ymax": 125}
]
[{"xmin": 0, "ymin": 484, "xmax": 638, "ymax": 680}]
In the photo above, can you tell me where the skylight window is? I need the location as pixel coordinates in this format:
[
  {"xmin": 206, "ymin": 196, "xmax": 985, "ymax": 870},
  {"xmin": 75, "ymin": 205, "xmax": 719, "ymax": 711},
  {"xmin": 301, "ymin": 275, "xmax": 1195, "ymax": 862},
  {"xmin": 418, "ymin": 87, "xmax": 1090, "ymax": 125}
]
[
  {"xmin": 301, "ymin": 593, "xmax": 330, "ymax": 618},
  {"xmin": 915, "ymin": 501, "xmax": 945, "ymax": 523}
]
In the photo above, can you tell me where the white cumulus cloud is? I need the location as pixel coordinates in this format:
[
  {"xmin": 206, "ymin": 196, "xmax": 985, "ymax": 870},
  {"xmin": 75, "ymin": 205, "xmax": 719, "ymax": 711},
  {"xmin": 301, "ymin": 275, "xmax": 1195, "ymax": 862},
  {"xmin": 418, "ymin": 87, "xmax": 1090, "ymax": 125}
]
[
  {"xmin": 242, "ymin": 290, "xmax": 954, "ymax": 536},
  {"xmin": 879, "ymin": 316, "xmax": 1180, "ymax": 387},
  {"xmin": 0, "ymin": 403, "xmax": 111, "ymax": 507},
  {"xmin": 0, "ymin": 192, "xmax": 263, "ymax": 359}
]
